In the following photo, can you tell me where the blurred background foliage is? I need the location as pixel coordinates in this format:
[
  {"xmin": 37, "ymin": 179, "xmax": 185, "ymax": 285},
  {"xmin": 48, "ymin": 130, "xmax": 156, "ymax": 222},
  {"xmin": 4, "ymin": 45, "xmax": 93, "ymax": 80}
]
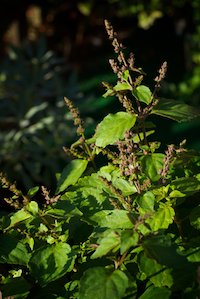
[{"xmin": 0, "ymin": 0, "xmax": 200, "ymax": 192}]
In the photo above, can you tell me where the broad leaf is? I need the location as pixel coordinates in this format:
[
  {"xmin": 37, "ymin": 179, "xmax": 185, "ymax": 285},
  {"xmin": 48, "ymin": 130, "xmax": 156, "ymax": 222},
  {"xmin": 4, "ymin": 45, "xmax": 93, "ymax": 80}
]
[
  {"xmin": 170, "ymin": 177, "xmax": 200, "ymax": 197},
  {"xmin": 7, "ymin": 209, "xmax": 32, "ymax": 229},
  {"xmin": 138, "ymin": 285, "xmax": 171, "ymax": 299},
  {"xmin": 91, "ymin": 231, "xmax": 120, "ymax": 259},
  {"xmin": 142, "ymin": 235, "xmax": 187, "ymax": 268},
  {"xmin": 132, "ymin": 85, "xmax": 152, "ymax": 104},
  {"xmin": 183, "ymin": 237, "xmax": 200, "ymax": 262},
  {"xmin": 120, "ymin": 230, "xmax": 139, "ymax": 254},
  {"xmin": 79, "ymin": 267, "xmax": 128, "ymax": 299},
  {"xmin": 26, "ymin": 201, "xmax": 38, "ymax": 217},
  {"xmin": 145, "ymin": 204, "xmax": 175, "ymax": 231},
  {"xmin": 29, "ymin": 243, "xmax": 76, "ymax": 287},
  {"xmin": 141, "ymin": 153, "xmax": 165, "ymax": 181},
  {"xmin": 95, "ymin": 112, "xmax": 136, "ymax": 148},
  {"xmin": 99, "ymin": 210, "xmax": 134, "ymax": 229},
  {"xmin": 56, "ymin": 159, "xmax": 88, "ymax": 194},
  {"xmin": 46, "ymin": 199, "xmax": 83, "ymax": 218},
  {"xmin": 151, "ymin": 98, "xmax": 200, "ymax": 122},
  {"xmin": 0, "ymin": 235, "xmax": 30, "ymax": 265},
  {"xmin": 138, "ymin": 251, "xmax": 173, "ymax": 288},
  {"xmin": 137, "ymin": 191, "xmax": 155, "ymax": 212}
]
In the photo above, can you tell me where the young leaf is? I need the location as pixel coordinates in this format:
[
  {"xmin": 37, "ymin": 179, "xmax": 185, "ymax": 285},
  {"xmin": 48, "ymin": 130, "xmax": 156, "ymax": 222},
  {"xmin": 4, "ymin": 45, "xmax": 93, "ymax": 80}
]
[
  {"xmin": 56, "ymin": 159, "xmax": 88, "ymax": 194},
  {"xmin": 132, "ymin": 85, "xmax": 152, "ymax": 105},
  {"xmin": 151, "ymin": 98, "xmax": 200, "ymax": 122},
  {"xmin": 0, "ymin": 235, "xmax": 30, "ymax": 265},
  {"xmin": 26, "ymin": 201, "xmax": 39, "ymax": 217},
  {"xmin": 91, "ymin": 231, "xmax": 120, "ymax": 259},
  {"xmin": 29, "ymin": 243, "xmax": 76, "ymax": 287},
  {"xmin": 79, "ymin": 267, "xmax": 128, "ymax": 299},
  {"xmin": 28, "ymin": 186, "xmax": 39, "ymax": 197},
  {"xmin": 113, "ymin": 82, "xmax": 131, "ymax": 91},
  {"xmin": 138, "ymin": 285, "xmax": 171, "ymax": 299},
  {"xmin": 95, "ymin": 112, "xmax": 136, "ymax": 148}
]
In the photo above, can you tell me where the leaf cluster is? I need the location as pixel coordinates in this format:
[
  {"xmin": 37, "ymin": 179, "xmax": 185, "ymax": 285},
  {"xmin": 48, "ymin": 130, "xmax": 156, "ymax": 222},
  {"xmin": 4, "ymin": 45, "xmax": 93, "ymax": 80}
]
[{"xmin": 1, "ymin": 20, "xmax": 200, "ymax": 299}]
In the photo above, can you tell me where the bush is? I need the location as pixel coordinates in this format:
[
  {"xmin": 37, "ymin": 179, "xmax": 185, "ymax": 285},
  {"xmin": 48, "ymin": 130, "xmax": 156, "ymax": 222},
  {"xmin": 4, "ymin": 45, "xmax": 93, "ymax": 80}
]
[{"xmin": 0, "ymin": 20, "xmax": 200, "ymax": 299}]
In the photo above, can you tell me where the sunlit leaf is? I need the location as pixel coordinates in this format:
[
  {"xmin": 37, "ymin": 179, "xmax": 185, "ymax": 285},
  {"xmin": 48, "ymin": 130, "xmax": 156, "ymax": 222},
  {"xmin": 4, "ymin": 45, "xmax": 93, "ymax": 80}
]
[
  {"xmin": 95, "ymin": 112, "xmax": 136, "ymax": 148},
  {"xmin": 132, "ymin": 85, "xmax": 152, "ymax": 104},
  {"xmin": 91, "ymin": 231, "xmax": 120, "ymax": 259}
]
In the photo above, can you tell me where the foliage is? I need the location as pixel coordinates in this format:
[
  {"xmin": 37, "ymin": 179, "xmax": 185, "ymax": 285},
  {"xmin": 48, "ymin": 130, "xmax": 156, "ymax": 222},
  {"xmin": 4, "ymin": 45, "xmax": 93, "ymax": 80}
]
[
  {"xmin": 1, "ymin": 20, "xmax": 200, "ymax": 299},
  {"xmin": 0, "ymin": 37, "xmax": 93, "ymax": 190}
]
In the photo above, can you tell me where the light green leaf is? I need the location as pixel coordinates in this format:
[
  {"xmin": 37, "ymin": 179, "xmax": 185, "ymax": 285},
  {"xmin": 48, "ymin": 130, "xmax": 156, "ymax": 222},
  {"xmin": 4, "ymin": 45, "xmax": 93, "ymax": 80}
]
[
  {"xmin": 151, "ymin": 98, "xmax": 200, "ymax": 122},
  {"xmin": 132, "ymin": 85, "xmax": 152, "ymax": 104},
  {"xmin": 29, "ymin": 243, "xmax": 76, "ymax": 287},
  {"xmin": 113, "ymin": 82, "xmax": 131, "ymax": 91},
  {"xmin": 0, "ymin": 235, "xmax": 30, "ymax": 265},
  {"xmin": 133, "ymin": 130, "xmax": 155, "ymax": 143},
  {"xmin": 95, "ymin": 112, "xmax": 136, "ymax": 148},
  {"xmin": 113, "ymin": 178, "xmax": 137, "ymax": 196},
  {"xmin": 145, "ymin": 205, "xmax": 175, "ymax": 231},
  {"xmin": 26, "ymin": 201, "xmax": 38, "ymax": 217},
  {"xmin": 56, "ymin": 159, "xmax": 88, "ymax": 194},
  {"xmin": 141, "ymin": 153, "xmax": 165, "ymax": 181},
  {"xmin": 122, "ymin": 70, "xmax": 129, "ymax": 81},
  {"xmin": 79, "ymin": 267, "xmax": 129, "ymax": 299},
  {"xmin": 138, "ymin": 285, "xmax": 171, "ymax": 299},
  {"xmin": 120, "ymin": 230, "xmax": 139, "ymax": 254},
  {"xmin": 28, "ymin": 186, "xmax": 39, "ymax": 197},
  {"xmin": 8, "ymin": 209, "xmax": 32, "ymax": 229},
  {"xmin": 99, "ymin": 210, "xmax": 134, "ymax": 229},
  {"xmin": 91, "ymin": 231, "xmax": 120, "ymax": 259},
  {"xmin": 137, "ymin": 191, "xmax": 155, "ymax": 212}
]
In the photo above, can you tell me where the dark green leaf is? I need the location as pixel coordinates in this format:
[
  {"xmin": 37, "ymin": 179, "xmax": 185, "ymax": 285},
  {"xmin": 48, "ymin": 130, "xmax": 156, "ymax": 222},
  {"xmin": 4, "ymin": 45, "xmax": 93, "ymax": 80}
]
[
  {"xmin": 79, "ymin": 267, "xmax": 128, "ymax": 299},
  {"xmin": 141, "ymin": 153, "xmax": 165, "ymax": 181},
  {"xmin": 170, "ymin": 177, "xmax": 200, "ymax": 197},
  {"xmin": 29, "ymin": 243, "xmax": 76, "ymax": 287},
  {"xmin": 1, "ymin": 277, "xmax": 31, "ymax": 299},
  {"xmin": 142, "ymin": 235, "xmax": 187, "ymax": 268},
  {"xmin": 0, "ymin": 235, "xmax": 30, "ymax": 265},
  {"xmin": 46, "ymin": 199, "xmax": 83, "ymax": 218},
  {"xmin": 151, "ymin": 98, "xmax": 200, "ymax": 122},
  {"xmin": 56, "ymin": 159, "xmax": 88, "ymax": 194},
  {"xmin": 138, "ymin": 285, "xmax": 171, "ymax": 299},
  {"xmin": 95, "ymin": 112, "xmax": 136, "ymax": 148},
  {"xmin": 137, "ymin": 191, "xmax": 155, "ymax": 212},
  {"xmin": 189, "ymin": 205, "xmax": 200, "ymax": 229}
]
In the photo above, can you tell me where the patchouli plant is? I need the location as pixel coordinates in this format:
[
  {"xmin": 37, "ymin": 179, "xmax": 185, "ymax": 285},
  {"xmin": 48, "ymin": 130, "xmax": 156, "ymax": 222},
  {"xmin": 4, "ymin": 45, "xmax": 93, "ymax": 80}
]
[{"xmin": 0, "ymin": 20, "xmax": 200, "ymax": 299}]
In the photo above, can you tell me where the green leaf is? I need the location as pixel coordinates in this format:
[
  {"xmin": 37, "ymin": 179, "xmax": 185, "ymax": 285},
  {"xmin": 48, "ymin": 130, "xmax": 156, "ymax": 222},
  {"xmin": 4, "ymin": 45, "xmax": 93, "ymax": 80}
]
[
  {"xmin": 170, "ymin": 177, "xmax": 200, "ymax": 197},
  {"xmin": 122, "ymin": 70, "xmax": 129, "ymax": 81},
  {"xmin": 142, "ymin": 234, "xmax": 187, "ymax": 268},
  {"xmin": 112, "ymin": 178, "xmax": 137, "ymax": 196},
  {"xmin": 145, "ymin": 204, "xmax": 175, "ymax": 231},
  {"xmin": 183, "ymin": 237, "xmax": 200, "ymax": 262},
  {"xmin": 1, "ymin": 277, "xmax": 31, "ymax": 299},
  {"xmin": 7, "ymin": 209, "xmax": 32, "ymax": 229},
  {"xmin": 91, "ymin": 231, "xmax": 120, "ymax": 259},
  {"xmin": 151, "ymin": 98, "xmax": 200, "ymax": 122},
  {"xmin": 141, "ymin": 153, "xmax": 165, "ymax": 181},
  {"xmin": 56, "ymin": 159, "xmax": 88, "ymax": 194},
  {"xmin": 28, "ymin": 186, "xmax": 39, "ymax": 197},
  {"xmin": 113, "ymin": 82, "xmax": 131, "ymax": 91},
  {"xmin": 132, "ymin": 85, "xmax": 152, "ymax": 104},
  {"xmin": 46, "ymin": 199, "xmax": 82, "ymax": 218},
  {"xmin": 95, "ymin": 112, "xmax": 136, "ymax": 148},
  {"xmin": 138, "ymin": 285, "xmax": 171, "ymax": 299},
  {"xmin": 120, "ymin": 230, "xmax": 139, "ymax": 254},
  {"xmin": 99, "ymin": 210, "xmax": 134, "ymax": 229},
  {"xmin": 26, "ymin": 201, "xmax": 38, "ymax": 217},
  {"xmin": 189, "ymin": 205, "xmax": 200, "ymax": 229},
  {"xmin": 0, "ymin": 235, "xmax": 30, "ymax": 265},
  {"xmin": 138, "ymin": 251, "xmax": 173, "ymax": 288},
  {"xmin": 29, "ymin": 243, "xmax": 76, "ymax": 287},
  {"xmin": 79, "ymin": 267, "xmax": 129, "ymax": 299},
  {"xmin": 133, "ymin": 130, "xmax": 155, "ymax": 143},
  {"xmin": 137, "ymin": 191, "xmax": 155, "ymax": 212}
]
